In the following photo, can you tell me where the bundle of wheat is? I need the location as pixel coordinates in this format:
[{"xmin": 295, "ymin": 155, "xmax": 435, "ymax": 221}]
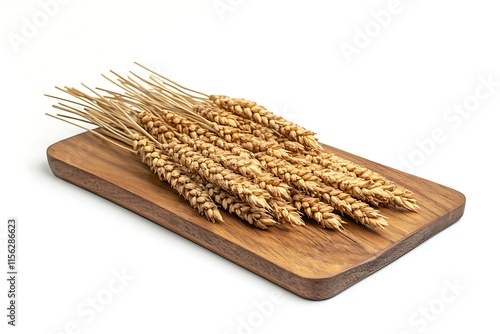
[{"xmin": 46, "ymin": 63, "xmax": 418, "ymax": 231}]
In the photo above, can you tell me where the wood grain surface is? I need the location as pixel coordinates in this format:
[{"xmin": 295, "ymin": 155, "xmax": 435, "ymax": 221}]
[{"xmin": 46, "ymin": 131, "xmax": 466, "ymax": 300}]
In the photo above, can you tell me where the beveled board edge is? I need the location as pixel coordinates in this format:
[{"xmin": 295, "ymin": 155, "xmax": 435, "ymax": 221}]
[{"xmin": 46, "ymin": 136, "xmax": 466, "ymax": 301}]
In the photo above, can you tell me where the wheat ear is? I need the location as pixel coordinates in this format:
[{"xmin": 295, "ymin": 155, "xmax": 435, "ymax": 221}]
[
  {"xmin": 139, "ymin": 110, "xmax": 305, "ymax": 226},
  {"xmin": 46, "ymin": 91, "xmax": 224, "ymax": 224},
  {"xmin": 255, "ymin": 152, "xmax": 387, "ymax": 228},
  {"xmin": 193, "ymin": 104, "xmax": 280, "ymax": 142},
  {"xmin": 204, "ymin": 183, "xmax": 278, "ymax": 230},
  {"xmin": 209, "ymin": 95, "xmax": 323, "ymax": 151},
  {"xmin": 291, "ymin": 191, "xmax": 345, "ymax": 230},
  {"xmin": 155, "ymin": 136, "xmax": 272, "ymax": 211},
  {"xmin": 138, "ymin": 111, "xmax": 294, "ymax": 201},
  {"xmin": 128, "ymin": 63, "xmax": 417, "ymax": 212},
  {"xmin": 132, "ymin": 134, "xmax": 223, "ymax": 223},
  {"xmin": 304, "ymin": 151, "xmax": 418, "ymax": 208}
]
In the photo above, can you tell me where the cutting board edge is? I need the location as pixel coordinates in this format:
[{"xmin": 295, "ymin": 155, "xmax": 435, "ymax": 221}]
[
  {"xmin": 46, "ymin": 136, "xmax": 466, "ymax": 301},
  {"xmin": 301, "ymin": 198, "xmax": 466, "ymax": 300},
  {"xmin": 47, "ymin": 147, "xmax": 333, "ymax": 299}
]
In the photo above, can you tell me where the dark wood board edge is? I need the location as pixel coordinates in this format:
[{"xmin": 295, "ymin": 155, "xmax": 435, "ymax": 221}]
[
  {"xmin": 320, "ymin": 199, "xmax": 466, "ymax": 300},
  {"xmin": 46, "ymin": 138, "xmax": 466, "ymax": 301},
  {"xmin": 46, "ymin": 149, "xmax": 321, "ymax": 298}
]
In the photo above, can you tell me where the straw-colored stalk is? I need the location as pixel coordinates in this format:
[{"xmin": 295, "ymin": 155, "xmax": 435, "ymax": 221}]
[
  {"xmin": 136, "ymin": 111, "xmax": 293, "ymax": 202},
  {"xmin": 292, "ymin": 191, "xmax": 345, "ymax": 230},
  {"xmin": 160, "ymin": 108, "xmax": 255, "ymax": 159},
  {"xmin": 132, "ymin": 133, "xmax": 224, "ymax": 224},
  {"xmin": 192, "ymin": 104, "xmax": 242, "ymax": 129},
  {"xmin": 204, "ymin": 183, "xmax": 279, "ymax": 230},
  {"xmin": 193, "ymin": 104, "xmax": 279, "ymax": 143},
  {"xmin": 255, "ymin": 152, "xmax": 388, "ymax": 228},
  {"xmin": 120, "ymin": 63, "xmax": 416, "ymax": 211},
  {"xmin": 208, "ymin": 95, "xmax": 323, "ymax": 151},
  {"xmin": 47, "ymin": 63, "xmax": 418, "ymax": 233}
]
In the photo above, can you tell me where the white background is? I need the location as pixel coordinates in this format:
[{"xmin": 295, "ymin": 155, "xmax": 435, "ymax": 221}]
[{"xmin": 1, "ymin": 0, "xmax": 499, "ymax": 333}]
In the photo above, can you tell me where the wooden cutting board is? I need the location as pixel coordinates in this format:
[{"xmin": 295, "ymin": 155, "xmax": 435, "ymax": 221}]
[{"xmin": 46, "ymin": 131, "xmax": 466, "ymax": 301}]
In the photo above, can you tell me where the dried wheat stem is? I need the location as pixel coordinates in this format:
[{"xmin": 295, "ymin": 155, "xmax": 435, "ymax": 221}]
[
  {"xmin": 237, "ymin": 117, "xmax": 281, "ymax": 142},
  {"xmin": 158, "ymin": 138, "xmax": 272, "ymax": 211},
  {"xmin": 311, "ymin": 166, "xmax": 417, "ymax": 211},
  {"xmin": 121, "ymin": 66, "xmax": 414, "ymax": 208},
  {"xmin": 190, "ymin": 163, "xmax": 301, "ymax": 227},
  {"xmin": 132, "ymin": 134, "xmax": 223, "ymax": 223},
  {"xmin": 114, "ymin": 83, "xmax": 305, "ymax": 170},
  {"xmin": 268, "ymin": 199, "xmax": 305, "ymax": 226},
  {"xmin": 204, "ymin": 181, "xmax": 301, "ymax": 227},
  {"xmin": 203, "ymin": 183, "xmax": 278, "ymax": 230},
  {"xmin": 291, "ymin": 191, "xmax": 345, "ymax": 230},
  {"xmin": 134, "ymin": 62, "xmax": 210, "ymax": 100},
  {"xmin": 137, "ymin": 112, "xmax": 304, "ymax": 224},
  {"xmin": 256, "ymin": 152, "xmax": 387, "ymax": 228},
  {"xmin": 304, "ymin": 151, "xmax": 417, "ymax": 208},
  {"xmin": 137, "ymin": 111, "xmax": 292, "ymax": 201},
  {"xmin": 209, "ymin": 95, "xmax": 323, "ymax": 151},
  {"xmin": 139, "ymin": 113, "xmax": 260, "ymax": 176},
  {"xmin": 158, "ymin": 108, "xmax": 255, "ymax": 159},
  {"xmin": 194, "ymin": 104, "xmax": 280, "ymax": 142},
  {"xmin": 305, "ymin": 151, "xmax": 391, "ymax": 184},
  {"xmin": 47, "ymin": 64, "xmax": 419, "ymax": 232},
  {"xmin": 256, "ymin": 152, "xmax": 324, "ymax": 194},
  {"xmin": 203, "ymin": 120, "xmax": 310, "ymax": 166},
  {"xmin": 278, "ymin": 138, "xmax": 309, "ymax": 154},
  {"xmin": 207, "ymin": 121, "xmax": 305, "ymax": 164},
  {"xmin": 48, "ymin": 91, "xmax": 225, "ymax": 225},
  {"xmin": 113, "ymin": 103, "xmax": 271, "ymax": 212},
  {"xmin": 137, "ymin": 113, "xmax": 303, "ymax": 225},
  {"xmin": 320, "ymin": 185, "xmax": 388, "ymax": 229},
  {"xmin": 192, "ymin": 104, "xmax": 242, "ymax": 129}
]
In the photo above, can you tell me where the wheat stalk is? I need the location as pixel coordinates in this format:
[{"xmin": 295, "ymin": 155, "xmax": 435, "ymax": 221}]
[
  {"xmin": 204, "ymin": 183, "xmax": 278, "ymax": 230},
  {"xmin": 208, "ymin": 121, "xmax": 295, "ymax": 160},
  {"xmin": 305, "ymin": 151, "xmax": 392, "ymax": 184},
  {"xmin": 158, "ymin": 107, "xmax": 256, "ymax": 159},
  {"xmin": 46, "ymin": 63, "xmax": 419, "ymax": 233},
  {"xmin": 256, "ymin": 152, "xmax": 388, "ymax": 228},
  {"xmin": 208, "ymin": 95, "xmax": 323, "ymax": 151},
  {"xmin": 157, "ymin": 136, "xmax": 273, "ymax": 211},
  {"xmin": 131, "ymin": 106, "xmax": 295, "ymax": 200},
  {"xmin": 46, "ymin": 94, "xmax": 225, "ymax": 224},
  {"xmin": 58, "ymin": 84, "xmax": 305, "ymax": 227},
  {"xmin": 194, "ymin": 104, "xmax": 281, "ymax": 142},
  {"xmin": 135, "ymin": 111, "xmax": 293, "ymax": 202},
  {"xmin": 114, "ymin": 68, "xmax": 322, "ymax": 152},
  {"xmin": 291, "ymin": 191, "xmax": 345, "ymax": 230},
  {"xmin": 132, "ymin": 134, "xmax": 223, "ymax": 223},
  {"xmin": 192, "ymin": 104, "xmax": 242, "ymax": 129}
]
